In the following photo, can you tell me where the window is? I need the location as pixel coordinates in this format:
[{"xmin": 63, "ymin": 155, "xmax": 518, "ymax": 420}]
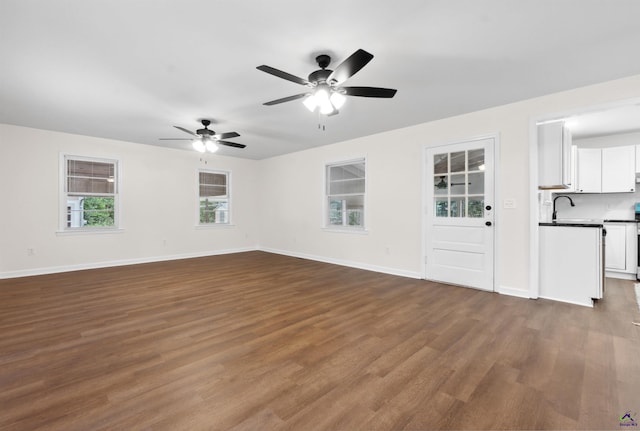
[
  {"xmin": 199, "ymin": 170, "xmax": 230, "ymax": 225},
  {"xmin": 326, "ymin": 159, "xmax": 366, "ymax": 229},
  {"xmin": 62, "ymin": 156, "xmax": 119, "ymax": 230},
  {"xmin": 433, "ymin": 148, "xmax": 485, "ymax": 218}
]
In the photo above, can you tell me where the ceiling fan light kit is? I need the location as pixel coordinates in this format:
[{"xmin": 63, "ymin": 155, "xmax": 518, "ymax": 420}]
[
  {"xmin": 192, "ymin": 139, "xmax": 206, "ymax": 153},
  {"xmin": 191, "ymin": 137, "xmax": 219, "ymax": 153},
  {"xmin": 257, "ymin": 49, "xmax": 397, "ymax": 117},
  {"xmin": 161, "ymin": 119, "xmax": 245, "ymax": 154},
  {"xmin": 204, "ymin": 139, "xmax": 219, "ymax": 153}
]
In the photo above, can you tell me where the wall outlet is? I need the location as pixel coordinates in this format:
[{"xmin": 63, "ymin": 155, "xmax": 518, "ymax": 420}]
[{"xmin": 504, "ymin": 199, "xmax": 517, "ymax": 209}]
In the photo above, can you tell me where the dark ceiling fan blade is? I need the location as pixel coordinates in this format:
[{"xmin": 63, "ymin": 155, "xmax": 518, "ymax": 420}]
[
  {"xmin": 173, "ymin": 126, "xmax": 197, "ymax": 136},
  {"xmin": 217, "ymin": 141, "xmax": 246, "ymax": 149},
  {"xmin": 257, "ymin": 65, "xmax": 310, "ymax": 86},
  {"xmin": 342, "ymin": 86, "xmax": 397, "ymax": 98},
  {"xmin": 214, "ymin": 131, "xmax": 240, "ymax": 140},
  {"xmin": 328, "ymin": 49, "xmax": 374, "ymax": 84},
  {"xmin": 159, "ymin": 138, "xmax": 193, "ymax": 141},
  {"xmin": 263, "ymin": 93, "xmax": 308, "ymax": 106}
]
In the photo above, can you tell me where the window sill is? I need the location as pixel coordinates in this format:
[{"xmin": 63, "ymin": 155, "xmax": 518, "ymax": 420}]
[
  {"xmin": 322, "ymin": 227, "xmax": 369, "ymax": 235},
  {"xmin": 195, "ymin": 224, "xmax": 236, "ymax": 230},
  {"xmin": 56, "ymin": 228, "xmax": 124, "ymax": 236}
]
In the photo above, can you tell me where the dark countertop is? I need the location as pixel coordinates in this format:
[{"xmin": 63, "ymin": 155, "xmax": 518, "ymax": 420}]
[
  {"xmin": 539, "ymin": 221, "xmax": 604, "ymax": 228},
  {"xmin": 540, "ymin": 218, "xmax": 638, "ymax": 227}
]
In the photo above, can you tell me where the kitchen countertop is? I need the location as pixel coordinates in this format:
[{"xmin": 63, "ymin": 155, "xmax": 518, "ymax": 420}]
[
  {"xmin": 539, "ymin": 221, "xmax": 604, "ymax": 228},
  {"xmin": 540, "ymin": 218, "xmax": 637, "ymax": 227}
]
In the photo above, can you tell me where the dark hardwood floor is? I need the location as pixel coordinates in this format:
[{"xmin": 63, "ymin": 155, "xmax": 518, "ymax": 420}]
[{"xmin": 1, "ymin": 251, "xmax": 639, "ymax": 430}]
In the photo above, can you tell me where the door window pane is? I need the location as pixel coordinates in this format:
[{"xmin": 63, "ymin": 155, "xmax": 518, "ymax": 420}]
[
  {"xmin": 435, "ymin": 199, "xmax": 448, "ymax": 217},
  {"xmin": 434, "ymin": 153, "xmax": 448, "ymax": 174},
  {"xmin": 450, "ymin": 174, "xmax": 466, "ymax": 195},
  {"xmin": 468, "ymin": 197, "xmax": 485, "ymax": 218},
  {"xmin": 468, "ymin": 149, "xmax": 485, "ymax": 171},
  {"xmin": 468, "ymin": 172, "xmax": 484, "ymax": 195},
  {"xmin": 434, "ymin": 175, "xmax": 448, "ymax": 195},
  {"xmin": 450, "ymin": 151, "xmax": 466, "ymax": 172},
  {"xmin": 450, "ymin": 197, "xmax": 465, "ymax": 217}
]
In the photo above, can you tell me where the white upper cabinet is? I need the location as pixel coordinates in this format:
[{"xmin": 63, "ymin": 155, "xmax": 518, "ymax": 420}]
[
  {"xmin": 576, "ymin": 148, "xmax": 602, "ymax": 193},
  {"xmin": 602, "ymin": 146, "xmax": 635, "ymax": 193},
  {"xmin": 538, "ymin": 121, "xmax": 572, "ymax": 189},
  {"xmin": 576, "ymin": 145, "xmax": 635, "ymax": 193}
]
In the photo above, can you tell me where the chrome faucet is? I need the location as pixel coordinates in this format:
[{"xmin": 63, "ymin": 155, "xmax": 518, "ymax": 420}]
[{"xmin": 552, "ymin": 195, "xmax": 575, "ymax": 221}]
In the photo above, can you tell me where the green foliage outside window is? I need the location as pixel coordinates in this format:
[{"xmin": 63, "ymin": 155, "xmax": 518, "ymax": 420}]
[
  {"xmin": 200, "ymin": 198, "xmax": 219, "ymax": 224},
  {"xmin": 83, "ymin": 197, "xmax": 115, "ymax": 227}
]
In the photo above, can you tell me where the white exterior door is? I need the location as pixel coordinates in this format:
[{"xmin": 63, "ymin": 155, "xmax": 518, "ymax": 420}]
[{"xmin": 425, "ymin": 138, "xmax": 495, "ymax": 291}]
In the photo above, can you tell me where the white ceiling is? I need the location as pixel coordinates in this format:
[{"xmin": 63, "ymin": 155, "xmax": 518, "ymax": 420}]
[
  {"xmin": 564, "ymin": 104, "xmax": 640, "ymax": 139},
  {"xmin": 1, "ymin": 0, "xmax": 640, "ymax": 160}
]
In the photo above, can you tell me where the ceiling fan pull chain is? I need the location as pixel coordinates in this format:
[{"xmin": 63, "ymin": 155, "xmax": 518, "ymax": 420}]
[{"xmin": 317, "ymin": 111, "xmax": 326, "ymax": 131}]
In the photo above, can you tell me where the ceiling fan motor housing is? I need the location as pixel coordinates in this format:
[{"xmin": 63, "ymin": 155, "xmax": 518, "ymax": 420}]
[
  {"xmin": 308, "ymin": 69, "xmax": 332, "ymax": 85},
  {"xmin": 315, "ymin": 54, "xmax": 331, "ymax": 69},
  {"xmin": 196, "ymin": 119, "xmax": 214, "ymax": 136}
]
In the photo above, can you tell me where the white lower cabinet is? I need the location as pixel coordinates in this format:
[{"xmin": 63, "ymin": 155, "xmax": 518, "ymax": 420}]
[
  {"xmin": 605, "ymin": 224, "xmax": 626, "ymax": 270},
  {"xmin": 604, "ymin": 222, "xmax": 637, "ymax": 276},
  {"xmin": 539, "ymin": 225, "xmax": 603, "ymax": 307}
]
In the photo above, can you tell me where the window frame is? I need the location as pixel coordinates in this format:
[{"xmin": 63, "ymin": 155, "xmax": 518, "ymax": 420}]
[
  {"xmin": 58, "ymin": 154, "xmax": 121, "ymax": 233},
  {"xmin": 324, "ymin": 157, "xmax": 367, "ymax": 232},
  {"xmin": 197, "ymin": 168, "xmax": 232, "ymax": 227}
]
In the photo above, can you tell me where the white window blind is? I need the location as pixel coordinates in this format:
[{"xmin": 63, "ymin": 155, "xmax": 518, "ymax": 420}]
[{"xmin": 199, "ymin": 170, "xmax": 230, "ymax": 224}]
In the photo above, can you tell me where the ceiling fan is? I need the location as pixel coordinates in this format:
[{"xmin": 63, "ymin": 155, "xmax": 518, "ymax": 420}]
[
  {"xmin": 160, "ymin": 120, "xmax": 246, "ymax": 153},
  {"xmin": 257, "ymin": 49, "xmax": 397, "ymax": 116}
]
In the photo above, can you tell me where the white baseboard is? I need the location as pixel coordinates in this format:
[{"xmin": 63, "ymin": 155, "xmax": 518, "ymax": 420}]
[
  {"xmin": 0, "ymin": 247, "xmax": 259, "ymax": 279},
  {"xmin": 538, "ymin": 294, "xmax": 594, "ymax": 308},
  {"xmin": 497, "ymin": 285, "xmax": 532, "ymax": 299},
  {"xmin": 605, "ymin": 271, "xmax": 636, "ymax": 280},
  {"xmin": 258, "ymin": 247, "xmax": 423, "ymax": 279}
]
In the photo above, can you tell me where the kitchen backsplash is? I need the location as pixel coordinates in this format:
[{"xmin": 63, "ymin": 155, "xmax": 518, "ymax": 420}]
[{"xmin": 541, "ymin": 189, "xmax": 640, "ymax": 221}]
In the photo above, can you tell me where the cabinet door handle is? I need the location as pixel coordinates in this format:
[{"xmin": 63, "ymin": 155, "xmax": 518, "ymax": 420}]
[{"xmin": 485, "ymin": 221, "xmax": 492, "ymax": 227}]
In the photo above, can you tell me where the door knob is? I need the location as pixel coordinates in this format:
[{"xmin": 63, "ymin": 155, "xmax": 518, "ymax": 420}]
[{"xmin": 485, "ymin": 221, "xmax": 492, "ymax": 226}]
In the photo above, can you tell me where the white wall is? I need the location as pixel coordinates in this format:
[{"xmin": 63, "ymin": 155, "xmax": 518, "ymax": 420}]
[
  {"xmin": 0, "ymin": 125, "xmax": 260, "ymax": 277},
  {"xmin": 258, "ymin": 75, "xmax": 640, "ymax": 296},
  {"xmin": 574, "ymin": 131, "xmax": 640, "ymax": 149},
  {"xmin": 3, "ymin": 75, "xmax": 640, "ymax": 295}
]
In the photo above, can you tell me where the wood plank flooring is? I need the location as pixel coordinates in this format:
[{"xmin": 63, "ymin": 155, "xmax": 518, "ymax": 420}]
[{"xmin": 1, "ymin": 251, "xmax": 639, "ymax": 430}]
